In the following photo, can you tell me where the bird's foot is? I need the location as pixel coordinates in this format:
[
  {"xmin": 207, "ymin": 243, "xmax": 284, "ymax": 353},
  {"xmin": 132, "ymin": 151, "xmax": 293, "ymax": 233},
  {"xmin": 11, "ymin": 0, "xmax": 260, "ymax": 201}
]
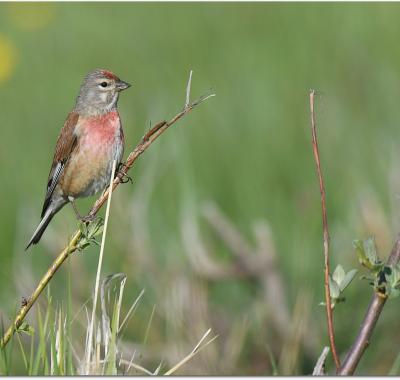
[
  {"xmin": 120, "ymin": 174, "xmax": 133, "ymax": 184},
  {"xmin": 21, "ymin": 297, "xmax": 28, "ymax": 307},
  {"xmin": 116, "ymin": 162, "xmax": 133, "ymax": 184},
  {"xmin": 70, "ymin": 198, "xmax": 97, "ymax": 224},
  {"xmin": 79, "ymin": 213, "xmax": 97, "ymax": 224}
]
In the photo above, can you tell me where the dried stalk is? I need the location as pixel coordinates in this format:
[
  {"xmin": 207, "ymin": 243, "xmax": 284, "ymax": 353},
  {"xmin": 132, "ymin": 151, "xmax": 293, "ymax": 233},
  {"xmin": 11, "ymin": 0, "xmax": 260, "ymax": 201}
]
[
  {"xmin": 84, "ymin": 160, "xmax": 116, "ymax": 374},
  {"xmin": 0, "ymin": 72, "xmax": 214, "ymax": 349},
  {"xmin": 309, "ymin": 90, "xmax": 340, "ymax": 370}
]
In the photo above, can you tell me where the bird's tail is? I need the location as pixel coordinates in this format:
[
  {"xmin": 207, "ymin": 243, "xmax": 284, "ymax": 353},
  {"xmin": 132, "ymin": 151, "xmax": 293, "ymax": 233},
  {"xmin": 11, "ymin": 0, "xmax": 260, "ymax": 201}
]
[{"xmin": 26, "ymin": 207, "xmax": 56, "ymax": 250}]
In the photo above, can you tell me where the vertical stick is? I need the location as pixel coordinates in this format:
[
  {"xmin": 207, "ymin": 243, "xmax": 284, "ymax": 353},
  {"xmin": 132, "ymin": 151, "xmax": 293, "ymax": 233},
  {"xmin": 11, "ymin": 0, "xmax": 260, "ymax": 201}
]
[
  {"xmin": 85, "ymin": 160, "xmax": 116, "ymax": 374},
  {"xmin": 309, "ymin": 90, "xmax": 340, "ymax": 370}
]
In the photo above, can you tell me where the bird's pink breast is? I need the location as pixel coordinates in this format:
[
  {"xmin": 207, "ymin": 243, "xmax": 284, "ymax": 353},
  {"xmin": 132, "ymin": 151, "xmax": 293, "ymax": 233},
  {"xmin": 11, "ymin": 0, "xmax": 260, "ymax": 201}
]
[
  {"xmin": 60, "ymin": 110, "xmax": 124, "ymax": 198},
  {"xmin": 83, "ymin": 110, "xmax": 122, "ymax": 144}
]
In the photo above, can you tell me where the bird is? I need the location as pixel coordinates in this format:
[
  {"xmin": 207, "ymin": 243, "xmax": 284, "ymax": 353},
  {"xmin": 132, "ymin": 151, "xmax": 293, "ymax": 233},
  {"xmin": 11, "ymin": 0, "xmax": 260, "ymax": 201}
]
[{"xmin": 26, "ymin": 69, "xmax": 131, "ymax": 250}]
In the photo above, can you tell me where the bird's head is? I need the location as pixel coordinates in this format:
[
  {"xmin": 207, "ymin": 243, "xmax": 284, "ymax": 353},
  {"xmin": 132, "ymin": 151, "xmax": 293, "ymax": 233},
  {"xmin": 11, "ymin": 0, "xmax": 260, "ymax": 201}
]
[{"xmin": 74, "ymin": 69, "xmax": 131, "ymax": 115}]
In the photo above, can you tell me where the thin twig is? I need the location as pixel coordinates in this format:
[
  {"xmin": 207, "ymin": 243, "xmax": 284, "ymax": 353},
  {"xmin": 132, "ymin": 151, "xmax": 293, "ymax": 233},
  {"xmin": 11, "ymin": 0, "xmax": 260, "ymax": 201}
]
[
  {"xmin": 85, "ymin": 160, "xmax": 116, "ymax": 374},
  {"xmin": 0, "ymin": 71, "xmax": 215, "ymax": 349},
  {"xmin": 309, "ymin": 89, "xmax": 340, "ymax": 370},
  {"xmin": 338, "ymin": 238, "xmax": 400, "ymax": 374}
]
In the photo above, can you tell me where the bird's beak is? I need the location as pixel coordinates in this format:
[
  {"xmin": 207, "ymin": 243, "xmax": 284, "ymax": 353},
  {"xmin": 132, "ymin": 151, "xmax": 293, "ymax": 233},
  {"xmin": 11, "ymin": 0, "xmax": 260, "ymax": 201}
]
[{"xmin": 116, "ymin": 80, "xmax": 131, "ymax": 91}]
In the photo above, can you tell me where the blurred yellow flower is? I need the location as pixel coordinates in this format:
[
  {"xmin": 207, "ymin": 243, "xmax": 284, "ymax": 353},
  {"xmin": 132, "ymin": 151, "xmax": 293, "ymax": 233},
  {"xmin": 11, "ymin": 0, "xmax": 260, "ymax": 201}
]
[
  {"xmin": 7, "ymin": 3, "xmax": 55, "ymax": 31},
  {"xmin": 0, "ymin": 34, "xmax": 16, "ymax": 83}
]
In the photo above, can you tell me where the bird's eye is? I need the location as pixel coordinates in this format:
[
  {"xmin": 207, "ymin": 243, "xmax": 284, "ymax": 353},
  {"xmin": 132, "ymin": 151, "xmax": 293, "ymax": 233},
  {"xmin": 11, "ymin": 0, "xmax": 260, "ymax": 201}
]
[{"xmin": 100, "ymin": 82, "xmax": 108, "ymax": 88}]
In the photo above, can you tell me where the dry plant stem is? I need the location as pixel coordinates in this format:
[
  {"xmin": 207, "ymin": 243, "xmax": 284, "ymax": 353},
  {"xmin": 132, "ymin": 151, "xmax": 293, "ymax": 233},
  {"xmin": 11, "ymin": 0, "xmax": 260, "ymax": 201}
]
[
  {"xmin": 85, "ymin": 160, "xmax": 116, "ymax": 374},
  {"xmin": 0, "ymin": 72, "xmax": 214, "ymax": 349},
  {"xmin": 309, "ymin": 90, "xmax": 340, "ymax": 371},
  {"xmin": 338, "ymin": 238, "xmax": 400, "ymax": 375}
]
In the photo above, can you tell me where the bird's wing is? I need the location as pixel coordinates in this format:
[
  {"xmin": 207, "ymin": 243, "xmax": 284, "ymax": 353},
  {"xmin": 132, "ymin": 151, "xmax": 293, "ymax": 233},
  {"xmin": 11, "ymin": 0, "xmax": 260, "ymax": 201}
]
[{"xmin": 41, "ymin": 112, "xmax": 80, "ymax": 217}]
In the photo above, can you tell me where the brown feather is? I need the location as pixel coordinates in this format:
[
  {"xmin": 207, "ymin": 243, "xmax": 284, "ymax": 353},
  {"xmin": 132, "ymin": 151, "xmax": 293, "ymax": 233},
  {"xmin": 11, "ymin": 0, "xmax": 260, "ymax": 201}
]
[
  {"xmin": 53, "ymin": 112, "xmax": 80, "ymax": 163},
  {"xmin": 41, "ymin": 112, "xmax": 79, "ymax": 217}
]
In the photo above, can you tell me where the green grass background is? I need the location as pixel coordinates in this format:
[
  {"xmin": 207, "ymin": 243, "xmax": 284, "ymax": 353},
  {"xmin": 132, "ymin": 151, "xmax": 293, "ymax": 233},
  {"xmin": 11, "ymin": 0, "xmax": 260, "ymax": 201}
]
[{"xmin": 1, "ymin": 2, "xmax": 400, "ymax": 375}]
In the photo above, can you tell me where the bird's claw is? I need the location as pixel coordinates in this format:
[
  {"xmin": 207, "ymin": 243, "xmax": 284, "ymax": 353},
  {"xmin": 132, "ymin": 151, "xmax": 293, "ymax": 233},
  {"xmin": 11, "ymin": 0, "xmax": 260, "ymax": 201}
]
[
  {"xmin": 120, "ymin": 174, "xmax": 133, "ymax": 184},
  {"xmin": 117, "ymin": 162, "xmax": 125, "ymax": 172},
  {"xmin": 79, "ymin": 213, "xmax": 96, "ymax": 224},
  {"xmin": 117, "ymin": 162, "xmax": 133, "ymax": 184},
  {"xmin": 21, "ymin": 297, "xmax": 28, "ymax": 307}
]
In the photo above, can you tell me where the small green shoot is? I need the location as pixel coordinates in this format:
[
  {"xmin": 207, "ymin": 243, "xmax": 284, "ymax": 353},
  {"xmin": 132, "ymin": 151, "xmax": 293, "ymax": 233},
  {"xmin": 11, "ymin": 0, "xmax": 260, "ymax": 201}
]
[
  {"xmin": 77, "ymin": 218, "xmax": 104, "ymax": 251},
  {"xmin": 354, "ymin": 236, "xmax": 400, "ymax": 298},
  {"xmin": 320, "ymin": 265, "xmax": 357, "ymax": 308},
  {"xmin": 353, "ymin": 237, "xmax": 383, "ymax": 273}
]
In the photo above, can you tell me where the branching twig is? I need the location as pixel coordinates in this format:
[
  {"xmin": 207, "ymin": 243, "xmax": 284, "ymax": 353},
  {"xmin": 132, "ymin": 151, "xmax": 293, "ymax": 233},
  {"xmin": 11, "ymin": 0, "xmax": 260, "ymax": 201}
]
[
  {"xmin": 0, "ymin": 72, "xmax": 215, "ymax": 349},
  {"xmin": 310, "ymin": 90, "xmax": 400, "ymax": 375},
  {"xmin": 338, "ymin": 238, "xmax": 400, "ymax": 375},
  {"xmin": 309, "ymin": 90, "xmax": 340, "ymax": 370}
]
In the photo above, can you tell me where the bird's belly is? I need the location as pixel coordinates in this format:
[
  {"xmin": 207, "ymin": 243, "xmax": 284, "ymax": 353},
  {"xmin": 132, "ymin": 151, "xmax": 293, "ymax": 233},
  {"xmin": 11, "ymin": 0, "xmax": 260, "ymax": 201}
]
[{"xmin": 60, "ymin": 135, "xmax": 123, "ymax": 198}]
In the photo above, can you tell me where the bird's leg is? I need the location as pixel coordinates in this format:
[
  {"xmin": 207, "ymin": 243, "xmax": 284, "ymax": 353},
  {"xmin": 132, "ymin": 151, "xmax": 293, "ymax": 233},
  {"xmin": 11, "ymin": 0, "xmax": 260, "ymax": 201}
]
[
  {"xmin": 116, "ymin": 162, "xmax": 133, "ymax": 184},
  {"xmin": 21, "ymin": 297, "xmax": 28, "ymax": 307},
  {"xmin": 68, "ymin": 197, "xmax": 96, "ymax": 223}
]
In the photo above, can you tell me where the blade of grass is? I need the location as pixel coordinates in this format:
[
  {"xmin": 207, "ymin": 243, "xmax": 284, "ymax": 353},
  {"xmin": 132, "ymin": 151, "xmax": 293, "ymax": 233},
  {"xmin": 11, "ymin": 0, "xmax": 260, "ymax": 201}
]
[
  {"xmin": 153, "ymin": 360, "xmax": 163, "ymax": 375},
  {"xmin": 56, "ymin": 308, "xmax": 65, "ymax": 375},
  {"xmin": 33, "ymin": 294, "xmax": 52, "ymax": 375},
  {"xmin": 105, "ymin": 276, "xmax": 126, "ymax": 375},
  {"xmin": 66, "ymin": 267, "xmax": 74, "ymax": 375},
  {"xmin": 164, "ymin": 329, "xmax": 218, "ymax": 375},
  {"xmin": 0, "ymin": 320, "xmax": 9, "ymax": 375},
  {"xmin": 118, "ymin": 288, "xmax": 145, "ymax": 335},
  {"xmin": 104, "ymin": 294, "xmax": 119, "ymax": 375},
  {"xmin": 114, "ymin": 359, "xmax": 154, "ymax": 376},
  {"xmin": 15, "ymin": 333, "xmax": 29, "ymax": 371},
  {"xmin": 266, "ymin": 344, "xmax": 278, "ymax": 376},
  {"xmin": 143, "ymin": 304, "xmax": 156, "ymax": 346},
  {"xmin": 28, "ymin": 330, "xmax": 34, "ymax": 375},
  {"xmin": 389, "ymin": 351, "xmax": 400, "ymax": 375},
  {"xmin": 50, "ymin": 309, "xmax": 58, "ymax": 375}
]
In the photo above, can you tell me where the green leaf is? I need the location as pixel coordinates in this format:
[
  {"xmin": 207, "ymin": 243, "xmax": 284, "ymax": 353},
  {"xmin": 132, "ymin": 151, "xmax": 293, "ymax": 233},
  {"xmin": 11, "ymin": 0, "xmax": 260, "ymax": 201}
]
[
  {"xmin": 389, "ymin": 288, "xmax": 400, "ymax": 299},
  {"xmin": 17, "ymin": 322, "xmax": 35, "ymax": 337},
  {"xmin": 383, "ymin": 264, "xmax": 400, "ymax": 298},
  {"xmin": 389, "ymin": 265, "xmax": 400, "ymax": 288},
  {"xmin": 353, "ymin": 236, "xmax": 383, "ymax": 272},
  {"xmin": 353, "ymin": 239, "xmax": 371, "ymax": 269},
  {"xmin": 340, "ymin": 269, "xmax": 358, "ymax": 291},
  {"xmin": 332, "ymin": 265, "xmax": 345, "ymax": 286},
  {"xmin": 364, "ymin": 236, "xmax": 379, "ymax": 265},
  {"xmin": 329, "ymin": 276, "xmax": 340, "ymax": 299},
  {"xmin": 76, "ymin": 218, "xmax": 104, "ymax": 251}
]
